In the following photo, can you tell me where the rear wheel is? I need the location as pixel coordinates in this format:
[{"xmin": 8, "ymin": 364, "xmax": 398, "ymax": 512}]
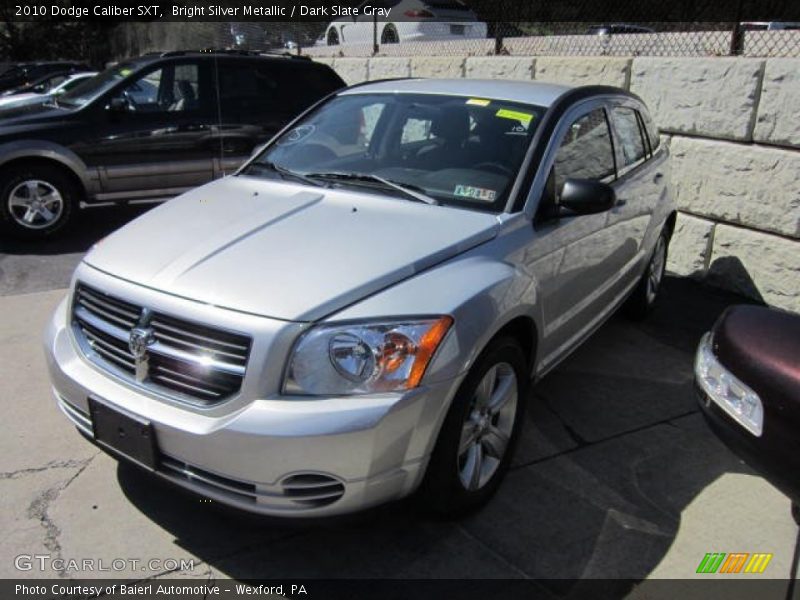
[
  {"xmin": 0, "ymin": 164, "xmax": 78, "ymax": 240},
  {"xmin": 381, "ymin": 25, "xmax": 399, "ymax": 44},
  {"xmin": 419, "ymin": 336, "xmax": 527, "ymax": 516},
  {"xmin": 327, "ymin": 28, "xmax": 340, "ymax": 46},
  {"xmin": 624, "ymin": 230, "xmax": 668, "ymax": 320}
]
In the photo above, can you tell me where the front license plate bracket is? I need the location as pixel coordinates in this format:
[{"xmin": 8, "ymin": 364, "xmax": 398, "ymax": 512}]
[{"xmin": 88, "ymin": 398, "xmax": 158, "ymax": 471}]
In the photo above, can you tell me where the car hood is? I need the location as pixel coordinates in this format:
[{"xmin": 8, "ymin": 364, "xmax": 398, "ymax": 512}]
[
  {"xmin": 0, "ymin": 101, "xmax": 71, "ymax": 125},
  {"xmin": 0, "ymin": 92, "xmax": 41, "ymax": 108},
  {"xmin": 84, "ymin": 176, "xmax": 499, "ymax": 322}
]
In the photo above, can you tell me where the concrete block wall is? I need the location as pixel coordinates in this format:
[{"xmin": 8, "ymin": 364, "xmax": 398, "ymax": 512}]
[{"xmin": 317, "ymin": 55, "xmax": 800, "ymax": 312}]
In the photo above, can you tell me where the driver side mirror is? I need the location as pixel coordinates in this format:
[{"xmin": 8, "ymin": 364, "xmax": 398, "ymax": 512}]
[{"xmin": 559, "ymin": 178, "xmax": 616, "ymax": 215}]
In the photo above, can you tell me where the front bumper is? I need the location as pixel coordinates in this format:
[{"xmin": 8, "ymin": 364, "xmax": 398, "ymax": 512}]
[
  {"xmin": 44, "ymin": 295, "xmax": 462, "ymax": 517},
  {"xmin": 697, "ymin": 386, "xmax": 800, "ymax": 505}
]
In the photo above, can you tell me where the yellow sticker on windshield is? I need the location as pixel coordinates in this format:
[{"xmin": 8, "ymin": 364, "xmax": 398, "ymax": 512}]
[
  {"xmin": 119, "ymin": 68, "xmax": 132, "ymax": 76},
  {"xmin": 496, "ymin": 109, "xmax": 533, "ymax": 126},
  {"xmin": 466, "ymin": 98, "xmax": 491, "ymax": 107}
]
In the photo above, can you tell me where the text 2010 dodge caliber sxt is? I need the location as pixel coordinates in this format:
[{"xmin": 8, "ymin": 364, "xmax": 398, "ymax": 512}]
[{"xmin": 45, "ymin": 78, "xmax": 675, "ymax": 516}]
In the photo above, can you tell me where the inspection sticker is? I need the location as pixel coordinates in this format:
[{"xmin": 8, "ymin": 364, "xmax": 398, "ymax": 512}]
[
  {"xmin": 496, "ymin": 108, "xmax": 533, "ymax": 126},
  {"xmin": 466, "ymin": 98, "xmax": 491, "ymax": 106},
  {"xmin": 454, "ymin": 184, "xmax": 497, "ymax": 202}
]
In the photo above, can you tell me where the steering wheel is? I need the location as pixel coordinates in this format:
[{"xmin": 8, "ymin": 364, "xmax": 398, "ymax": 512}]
[{"xmin": 473, "ymin": 161, "xmax": 512, "ymax": 176}]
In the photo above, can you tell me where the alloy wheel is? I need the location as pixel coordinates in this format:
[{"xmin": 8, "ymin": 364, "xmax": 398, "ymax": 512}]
[
  {"xmin": 457, "ymin": 362, "xmax": 518, "ymax": 491},
  {"xmin": 7, "ymin": 179, "xmax": 64, "ymax": 230}
]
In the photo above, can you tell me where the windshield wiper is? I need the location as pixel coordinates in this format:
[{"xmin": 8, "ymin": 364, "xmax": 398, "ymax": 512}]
[
  {"xmin": 247, "ymin": 161, "xmax": 324, "ymax": 188},
  {"xmin": 306, "ymin": 172, "xmax": 439, "ymax": 206}
]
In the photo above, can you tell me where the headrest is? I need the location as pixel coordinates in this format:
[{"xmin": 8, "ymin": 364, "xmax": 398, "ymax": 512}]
[{"xmin": 431, "ymin": 107, "xmax": 470, "ymax": 143}]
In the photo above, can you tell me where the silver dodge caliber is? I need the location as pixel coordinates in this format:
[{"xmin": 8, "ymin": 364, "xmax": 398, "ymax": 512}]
[{"xmin": 45, "ymin": 79, "xmax": 675, "ymax": 517}]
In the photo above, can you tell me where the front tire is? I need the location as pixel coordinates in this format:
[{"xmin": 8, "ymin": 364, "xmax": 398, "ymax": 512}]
[
  {"xmin": 0, "ymin": 164, "xmax": 78, "ymax": 240},
  {"xmin": 419, "ymin": 336, "xmax": 527, "ymax": 516},
  {"xmin": 624, "ymin": 229, "xmax": 668, "ymax": 320}
]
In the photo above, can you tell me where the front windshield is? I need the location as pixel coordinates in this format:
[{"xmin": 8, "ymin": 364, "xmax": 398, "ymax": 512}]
[
  {"xmin": 246, "ymin": 92, "xmax": 546, "ymax": 213},
  {"xmin": 58, "ymin": 62, "xmax": 139, "ymax": 108}
]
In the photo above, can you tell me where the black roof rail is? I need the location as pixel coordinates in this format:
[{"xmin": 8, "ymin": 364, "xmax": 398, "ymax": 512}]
[
  {"xmin": 155, "ymin": 49, "xmax": 311, "ymax": 60},
  {"xmin": 341, "ymin": 77, "xmax": 416, "ymax": 92}
]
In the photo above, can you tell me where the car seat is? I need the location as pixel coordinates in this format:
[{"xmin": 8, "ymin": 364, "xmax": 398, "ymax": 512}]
[
  {"xmin": 414, "ymin": 107, "xmax": 470, "ymax": 170},
  {"xmin": 169, "ymin": 80, "xmax": 197, "ymax": 111}
]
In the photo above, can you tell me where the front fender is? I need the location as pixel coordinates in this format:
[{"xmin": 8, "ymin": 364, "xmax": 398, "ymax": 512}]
[
  {"xmin": 0, "ymin": 139, "xmax": 94, "ymax": 194},
  {"xmin": 331, "ymin": 244, "xmax": 542, "ymax": 385}
]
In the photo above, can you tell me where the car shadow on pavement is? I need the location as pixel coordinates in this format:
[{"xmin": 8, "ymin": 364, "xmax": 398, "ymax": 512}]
[
  {"xmin": 115, "ymin": 276, "xmax": 764, "ymax": 595},
  {"xmin": 0, "ymin": 205, "xmax": 152, "ymax": 256},
  {"xmin": 0, "ymin": 206, "xmax": 152, "ymax": 296}
]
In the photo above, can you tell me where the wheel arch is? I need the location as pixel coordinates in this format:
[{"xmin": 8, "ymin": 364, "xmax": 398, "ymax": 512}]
[
  {"xmin": 0, "ymin": 141, "xmax": 90, "ymax": 198},
  {"xmin": 491, "ymin": 315, "xmax": 538, "ymax": 376}
]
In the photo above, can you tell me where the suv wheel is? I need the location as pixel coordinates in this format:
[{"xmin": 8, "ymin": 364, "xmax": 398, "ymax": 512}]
[
  {"xmin": 0, "ymin": 165, "xmax": 77, "ymax": 240},
  {"xmin": 419, "ymin": 336, "xmax": 527, "ymax": 516},
  {"xmin": 327, "ymin": 28, "xmax": 340, "ymax": 46},
  {"xmin": 624, "ymin": 229, "xmax": 668, "ymax": 320},
  {"xmin": 381, "ymin": 25, "xmax": 399, "ymax": 44}
]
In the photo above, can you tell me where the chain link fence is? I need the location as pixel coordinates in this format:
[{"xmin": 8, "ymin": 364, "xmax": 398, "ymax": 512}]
[
  {"xmin": 299, "ymin": 21, "xmax": 800, "ymax": 59},
  {"xmin": 109, "ymin": 20, "xmax": 800, "ymax": 63}
]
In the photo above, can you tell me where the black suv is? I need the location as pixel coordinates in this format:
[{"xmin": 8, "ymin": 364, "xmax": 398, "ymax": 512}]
[{"xmin": 0, "ymin": 51, "xmax": 344, "ymax": 239}]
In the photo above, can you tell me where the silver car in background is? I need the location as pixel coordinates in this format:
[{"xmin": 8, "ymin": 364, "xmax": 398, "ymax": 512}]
[
  {"xmin": 323, "ymin": 0, "xmax": 487, "ymax": 46},
  {"xmin": 0, "ymin": 71, "xmax": 97, "ymax": 110},
  {"xmin": 45, "ymin": 78, "xmax": 675, "ymax": 517}
]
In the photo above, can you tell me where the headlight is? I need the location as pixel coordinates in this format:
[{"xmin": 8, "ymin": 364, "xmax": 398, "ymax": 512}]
[
  {"xmin": 284, "ymin": 316, "xmax": 453, "ymax": 396},
  {"xmin": 694, "ymin": 332, "xmax": 763, "ymax": 437}
]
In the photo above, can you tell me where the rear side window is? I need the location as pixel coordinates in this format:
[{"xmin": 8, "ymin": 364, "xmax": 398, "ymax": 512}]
[
  {"xmin": 552, "ymin": 107, "xmax": 616, "ymax": 191},
  {"xmin": 401, "ymin": 117, "xmax": 433, "ymax": 144},
  {"xmin": 291, "ymin": 65, "xmax": 344, "ymax": 108},
  {"xmin": 612, "ymin": 107, "xmax": 647, "ymax": 168},
  {"xmin": 217, "ymin": 62, "xmax": 340, "ymax": 118},
  {"xmin": 218, "ymin": 62, "xmax": 282, "ymax": 116}
]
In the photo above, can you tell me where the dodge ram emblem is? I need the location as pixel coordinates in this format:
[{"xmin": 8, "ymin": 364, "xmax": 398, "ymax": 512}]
[{"xmin": 129, "ymin": 327, "xmax": 155, "ymax": 360}]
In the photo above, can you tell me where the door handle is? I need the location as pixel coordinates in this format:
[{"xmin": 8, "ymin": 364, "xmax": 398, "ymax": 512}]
[
  {"xmin": 653, "ymin": 173, "xmax": 664, "ymax": 183},
  {"xmin": 616, "ymin": 198, "xmax": 627, "ymax": 207}
]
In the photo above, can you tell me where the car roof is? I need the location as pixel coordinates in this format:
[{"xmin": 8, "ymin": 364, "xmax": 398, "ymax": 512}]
[
  {"xmin": 124, "ymin": 51, "xmax": 317, "ymax": 67},
  {"xmin": 339, "ymin": 78, "xmax": 576, "ymax": 108}
]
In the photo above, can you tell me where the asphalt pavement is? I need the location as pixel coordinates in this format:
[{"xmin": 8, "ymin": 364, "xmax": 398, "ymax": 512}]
[{"xmin": 1, "ymin": 207, "xmax": 798, "ymax": 598}]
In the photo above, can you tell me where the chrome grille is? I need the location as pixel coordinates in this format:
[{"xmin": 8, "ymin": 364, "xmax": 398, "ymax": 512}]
[{"xmin": 72, "ymin": 283, "xmax": 251, "ymax": 405}]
